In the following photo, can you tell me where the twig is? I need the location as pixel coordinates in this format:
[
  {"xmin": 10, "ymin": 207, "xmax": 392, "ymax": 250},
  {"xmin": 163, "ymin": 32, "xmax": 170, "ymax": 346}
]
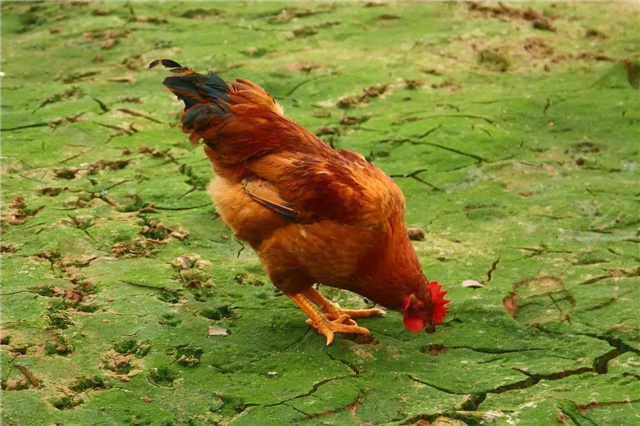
[
  {"xmin": 16, "ymin": 366, "xmax": 40, "ymax": 388},
  {"xmin": 282, "ymin": 76, "xmax": 321, "ymax": 98},
  {"xmin": 119, "ymin": 280, "xmax": 171, "ymax": 292},
  {"xmin": 153, "ymin": 203, "xmax": 211, "ymax": 211}
]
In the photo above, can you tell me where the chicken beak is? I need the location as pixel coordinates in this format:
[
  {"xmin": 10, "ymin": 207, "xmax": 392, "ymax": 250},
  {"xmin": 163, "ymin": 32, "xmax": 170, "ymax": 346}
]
[{"xmin": 424, "ymin": 323, "xmax": 436, "ymax": 334}]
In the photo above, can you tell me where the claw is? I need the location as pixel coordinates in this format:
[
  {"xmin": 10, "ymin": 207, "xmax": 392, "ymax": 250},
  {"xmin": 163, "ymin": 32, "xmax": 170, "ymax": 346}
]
[
  {"xmin": 303, "ymin": 287, "xmax": 386, "ymax": 320},
  {"xmin": 286, "ymin": 290, "xmax": 377, "ymax": 345},
  {"xmin": 306, "ymin": 315, "xmax": 370, "ymax": 345},
  {"xmin": 327, "ymin": 307, "xmax": 386, "ymax": 320}
]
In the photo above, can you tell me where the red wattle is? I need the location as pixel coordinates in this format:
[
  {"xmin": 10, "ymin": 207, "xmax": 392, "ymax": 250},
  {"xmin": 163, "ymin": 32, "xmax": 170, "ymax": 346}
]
[{"xmin": 403, "ymin": 315, "xmax": 426, "ymax": 333}]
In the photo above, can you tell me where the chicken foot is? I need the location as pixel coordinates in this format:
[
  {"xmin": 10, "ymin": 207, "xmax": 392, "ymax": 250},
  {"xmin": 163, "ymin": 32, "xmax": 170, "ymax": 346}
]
[
  {"xmin": 285, "ymin": 292, "xmax": 371, "ymax": 345},
  {"xmin": 302, "ymin": 287, "xmax": 386, "ymax": 321}
]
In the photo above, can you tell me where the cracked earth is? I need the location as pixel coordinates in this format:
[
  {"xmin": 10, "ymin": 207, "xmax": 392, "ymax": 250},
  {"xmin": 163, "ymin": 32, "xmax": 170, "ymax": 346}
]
[{"xmin": 1, "ymin": 1, "xmax": 639, "ymax": 425}]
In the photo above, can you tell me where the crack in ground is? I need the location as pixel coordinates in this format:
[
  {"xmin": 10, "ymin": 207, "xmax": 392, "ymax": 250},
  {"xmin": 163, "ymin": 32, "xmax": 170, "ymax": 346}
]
[
  {"xmin": 380, "ymin": 137, "xmax": 489, "ymax": 163},
  {"xmin": 402, "ymin": 411, "xmax": 491, "ymax": 426},
  {"xmin": 417, "ymin": 123, "xmax": 443, "ymax": 139},
  {"xmin": 281, "ymin": 328, "xmax": 312, "ymax": 352},
  {"xmin": 389, "ymin": 168, "xmax": 440, "ymax": 190},
  {"xmin": 562, "ymin": 409, "xmax": 598, "ymax": 426},
  {"xmin": 548, "ymin": 292, "xmax": 572, "ymax": 324},
  {"xmin": 1, "ymin": 123, "xmax": 51, "ymax": 131},
  {"xmin": 407, "ymin": 375, "xmax": 466, "ymax": 396},
  {"xmin": 580, "ymin": 274, "xmax": 612, "ymax": 285},
  {"xmin": 393, "ymin": 112, "xmax": 496, "ymax": 125},
  {"xmin": 580, "ymin": 267, "xmax": 638, "ymax": 286},
  {"xmin": 281, "ymin": 76, "xmax": 323, "ymax": 98},
  {"xmin": 264, "ymin": 375, "xmax": 353, "ymax": 409},
  {"xmin": 583, "ymin": 289, "xmax": 635, "ymax": 312},
  {"xmin": 517, "ymin": 245, "xmax": 573, "ymax": 258},
  {"xmin": 325, "ymin": 351, "xmax": 360, "ymax": 377},
  {"xmin": 410, "ymin": 364, "xmax": 597, "ymax": 413},
  {"xmin": 116, "ymin": 108, "xmax": 163, "ymax": 124},
  {"xmin": 287, "ymin": 393, "xmax": 363, "ymax": 422},
  {"xmin": 485, "ymin": 257, "xmax": 501, "ymax": 283},
  {"xmin": 467, "ymin": 367, "xmax": 595, "ymax": 411},
  {"xmin": 284, "ymin": 403, "xmax": 311, "ymax": 418},
  {"xmin": 537, "ymin": 326, "xmax": 640, "ymax": 376},
  {"xmin": 565, "ymin": 398, "xmax": 640, "ymax": 426},
  {"xmin": 576, "ymin": 399, "xmax": 640, "ymax": 414},
  {"xmin": 446, "ymin": 346, "xmax": 545, "ymax": 355},
  {"xmin": 226, "ymin": 403, "xmax": 260, "ymax": 423},
  {"xmin": 420, "ymin": 141, "xmax": 489, "ymax": 163},
  {"xmin": 250, "ymin": 351, "xmax": 361, "ymax": 418},
  {"xmin": 539, "ymin": 326, "xmax": 640, "ymax": 356},
  {"xmin": 152, "ymin": 203, "xmax": 212, "ymax": 211}
]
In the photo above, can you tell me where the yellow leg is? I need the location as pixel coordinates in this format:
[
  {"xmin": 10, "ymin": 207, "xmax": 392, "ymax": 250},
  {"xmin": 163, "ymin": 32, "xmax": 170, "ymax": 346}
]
[
  {"xmin": 285, "ymin": 292, "xmax": 371, "ymax": 345},
  {"xmin": 302, "ymin": 287, "xmax": 386, "ymax": 320}
]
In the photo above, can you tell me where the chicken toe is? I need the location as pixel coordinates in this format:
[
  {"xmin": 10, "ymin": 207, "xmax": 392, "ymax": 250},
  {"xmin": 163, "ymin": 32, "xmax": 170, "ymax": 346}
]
[
  {"xmin": 286, "ymin": 292, "xmax": 371, "ymax": 345},
  {"xmin": 310, "ymin": 315, "xmax": 371, "ymax": 346},
  {"xmin": 303, "ymin": 287, "xmax": 386, "ymax": 320}
]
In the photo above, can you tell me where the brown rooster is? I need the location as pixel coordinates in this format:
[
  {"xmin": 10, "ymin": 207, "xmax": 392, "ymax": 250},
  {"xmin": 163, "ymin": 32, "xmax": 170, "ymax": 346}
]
[{"xmin": 151, "ymin": 59, "xmax": 449, "ymax": 344}]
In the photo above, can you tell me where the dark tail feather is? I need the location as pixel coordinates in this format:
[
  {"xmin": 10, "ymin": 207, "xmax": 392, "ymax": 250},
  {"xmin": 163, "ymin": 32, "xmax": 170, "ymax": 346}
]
[
  {"xmin": 150, "ymin": 59, "xmax": 231, "ymax": 112},
  {"xmin": 148, "ymin": 59, "xmax": 183, "ymax": 69}
]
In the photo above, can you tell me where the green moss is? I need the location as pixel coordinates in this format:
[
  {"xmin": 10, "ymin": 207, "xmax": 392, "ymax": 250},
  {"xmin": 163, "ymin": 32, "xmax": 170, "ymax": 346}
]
[
  {"xmin": 69, "ymin": 375, "xmax": 111, "ymax": 392},
  {"xmin": 1, "ymin": 1, "xmax": 639, "ymax": 424}
]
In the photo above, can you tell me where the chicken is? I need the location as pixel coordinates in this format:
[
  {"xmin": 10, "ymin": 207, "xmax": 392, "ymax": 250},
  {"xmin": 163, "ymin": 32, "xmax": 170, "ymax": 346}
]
[{"xmin": 150, "ymin": 59, "xmax": 450, "ymax": 344}]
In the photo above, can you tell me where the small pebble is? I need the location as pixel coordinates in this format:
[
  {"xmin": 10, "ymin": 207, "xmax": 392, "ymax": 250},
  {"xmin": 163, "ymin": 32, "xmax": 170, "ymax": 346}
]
[{"xmin": 407, "ymin": 227, "xmax": 425, "ymax": 241}]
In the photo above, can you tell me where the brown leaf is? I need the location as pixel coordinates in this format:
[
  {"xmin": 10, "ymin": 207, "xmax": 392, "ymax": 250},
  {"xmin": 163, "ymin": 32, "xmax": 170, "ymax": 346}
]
[
  {"xmin": 285, "ymin": 61, "xmax": 320, "ymax": 73},
  {"xmin": 426, "ymin": 344, "xmax": 448, "ymax": 355},
  {"xmin": 316, "ymin": 126, "xmax": 337, "ymax": 136},
  {"xmin": 108, "ymin": 74, "xmax": 135, "ymax": 83},
  {"xmin": 102, "ymin": 38, "xmax": 118, "ymax": 49},
  {"xmin": 340, "ymin": 116, "xmax": 358, "ymax": 126},
  {"xmin": 503, "ymin": 292, "xmax": 519, "ymax": 317},
  {"xmin": 63, "ymin": 289, "xmax": 84, "ymax": 302},
  {"xmin": 557, "ymin": 411, "xmax": 567, "ymax": 423},
  {"xmin": 92, "ymin": 8, "xmax": 111, "ymax": 16},
  {"xmin": 313, "ymin": 109, "xmax": 331, "ymax": 118},
  {"xmin": 9, "ymin": 197, "xmax": 25, "ymax": 209}
]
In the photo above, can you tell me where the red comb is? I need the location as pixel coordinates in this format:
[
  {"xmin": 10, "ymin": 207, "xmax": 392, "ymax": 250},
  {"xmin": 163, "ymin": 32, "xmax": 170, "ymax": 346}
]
[{"xmin": 428, "ymin": 281, "xmax": 450, "ymax": 324}]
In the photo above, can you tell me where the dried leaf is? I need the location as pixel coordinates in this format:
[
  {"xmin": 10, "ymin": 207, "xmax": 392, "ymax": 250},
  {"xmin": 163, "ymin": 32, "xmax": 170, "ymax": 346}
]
[
  {"xmin": 208, "ymin": 326, "xmax": 228, "ymax": 337},
  {"xmin": 503, "ymin": 292, "xmax": 519, "ymax": 317},
  {"xmin": 461, "ymin": 280, "xmax": 484, "ymax": 289}
]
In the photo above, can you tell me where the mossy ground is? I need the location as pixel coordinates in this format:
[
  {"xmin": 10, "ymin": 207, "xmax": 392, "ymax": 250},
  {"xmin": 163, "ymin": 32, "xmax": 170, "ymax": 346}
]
[{"xmin": 1, "ymin": 1, "xmax": 639, "ymax": 425}]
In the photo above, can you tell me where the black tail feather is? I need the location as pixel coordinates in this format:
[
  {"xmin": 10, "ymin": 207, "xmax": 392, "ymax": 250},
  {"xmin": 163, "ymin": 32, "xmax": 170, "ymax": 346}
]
[{"xmin": 149, "ymin": 59, "xmax": 183, "ymax": 69}]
